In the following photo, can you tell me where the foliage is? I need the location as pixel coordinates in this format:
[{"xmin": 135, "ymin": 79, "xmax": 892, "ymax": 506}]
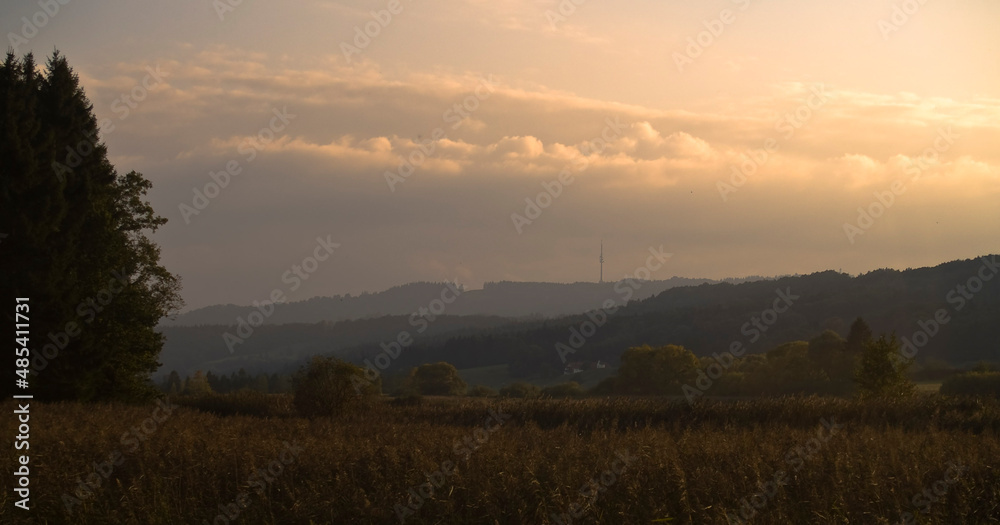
[
  {"xmin": 467, "ymin": 384, "xmax": 498, "ymax": 398},
  {"xmin": 541, "ymin": 381, "xmax": 584, "ymax": 398},
  {"xmin": 808, "ymin": 329, "xmax": 849, "ymax": 380},
  {"xmin": 292, "ymin": 356, "xmax": 380, "ymax": 417},
  {"xmin": 407, "ymin": 362, "xmax": 467, "ymax": 396},
  {"xmin": 183, "ymin": 370, "xmax": 213, "ymax": 396},
  {"xmin": 613, "ymin": 344, "xmax": 700, "ymax": 396},
  {"xmin": 0, "ymin": 52, "xmax": 181, "ymax": 402},
  {"xmin": 855, "ymin": 333, "xmax": 916, "ymax": 400},
  {"xmin": 941, "ymin": 372, "xmax": 1000, "ymax": 397},
  {"xmin": 162, "ymin": 369, "xmax": 293, "ymax": 394},
  {"xmin": 499, "ymin": 381, "xmax": 541, "ymax": 398}
]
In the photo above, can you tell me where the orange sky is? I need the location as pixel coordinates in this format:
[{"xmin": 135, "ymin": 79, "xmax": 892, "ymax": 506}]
[{"xmin": 5, "ymin": 0, "xmax": 999, "ymax": 310}]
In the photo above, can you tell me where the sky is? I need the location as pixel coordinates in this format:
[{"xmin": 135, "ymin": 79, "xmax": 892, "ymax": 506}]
[{"xmin": 5, "ymin": 0, "xmax": 1000, "ymax": 312}]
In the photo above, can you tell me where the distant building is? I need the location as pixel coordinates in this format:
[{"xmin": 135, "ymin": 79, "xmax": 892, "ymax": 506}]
[{"xmin": 564, "ymin": 362, "xmax": 584, "ymax": 375}]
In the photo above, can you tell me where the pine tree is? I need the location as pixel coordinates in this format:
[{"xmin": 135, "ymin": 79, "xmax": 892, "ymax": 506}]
[
  {"xmin": 164, "ymin": 370, "xmax": 182, "ymax": 394},
  {"xmin": 1, "ymin": 51, "xmax": 181, "ymax": 402}
]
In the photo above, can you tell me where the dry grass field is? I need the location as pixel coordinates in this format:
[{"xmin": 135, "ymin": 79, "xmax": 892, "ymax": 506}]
[{"xmin": 2, "ymin": 395, "xmax": 1000, "ymax": 524}]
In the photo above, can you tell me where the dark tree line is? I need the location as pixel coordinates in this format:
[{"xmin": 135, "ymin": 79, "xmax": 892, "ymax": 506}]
[
  {"xmin": 1, "ymin": 52, "xmax": 180, "ymax": 401},
  {"xmin": 160, "ymin": 369, "xmax": 293, "ymax": 395}
]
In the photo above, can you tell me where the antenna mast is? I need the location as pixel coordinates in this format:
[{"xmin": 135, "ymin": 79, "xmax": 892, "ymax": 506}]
[{"xmin": 599, "ymin": 240, "xmax": 604, "ymax": 283}]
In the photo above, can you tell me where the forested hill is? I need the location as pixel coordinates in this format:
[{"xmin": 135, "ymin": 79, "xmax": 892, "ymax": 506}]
[
  {"xmin": 157, "ymin": 255, "xmax": 999, "ymax": 378},
  {"xmin": 357, "ymin": 255, "xmax": 1000, "ymax": 374},
  {"xmin": 161, "ymin": 277, "xmax": 721, "ymax": 326}
]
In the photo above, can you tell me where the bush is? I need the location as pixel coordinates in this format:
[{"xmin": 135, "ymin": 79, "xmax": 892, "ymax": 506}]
[
  {"xmin": 541, "ymin": 382, "xmax": 585, "ymax": 398},
  {"xmin": 941, "ymin": 372, "xmax": 1000, "ymax": 397},
  {"xmin": 292, "ymin": 356, "xmax": 380, "ymax": 417},
  {"xmin": 407, "ymin": 362, "xmax": 467, "ymax": 396},
  {"xmin": 499, "ymin": 381, "xmax": 541, "ymax": 398},
  {"xmin": 467, "ymin": 384, "xmax": 498, "ymax": 398}
]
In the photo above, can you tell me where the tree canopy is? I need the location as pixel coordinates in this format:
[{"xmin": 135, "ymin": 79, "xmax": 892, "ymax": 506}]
[{"xmin": 1, "ymin": 51, "xmax": 181, "ymax": 401}]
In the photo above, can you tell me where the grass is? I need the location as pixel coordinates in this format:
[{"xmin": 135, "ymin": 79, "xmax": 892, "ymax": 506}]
[
  {"xmin": 916, "ymin": 381, "xmax": 943, "ymax": 394},
  {"xmin": 2, "ymin": 395, "xmax": 1000, "ymax": 524}
]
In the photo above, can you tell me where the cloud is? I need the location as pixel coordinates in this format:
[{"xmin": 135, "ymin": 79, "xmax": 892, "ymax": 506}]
[{"xmin": 70, "ymin": 46, "xmax": 1000, "ymax": 309}]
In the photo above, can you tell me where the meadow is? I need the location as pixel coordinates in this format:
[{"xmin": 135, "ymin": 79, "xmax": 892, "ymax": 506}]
[{"xmin": 2, "ymin": 394, "xmax": 1000, "ymax": 524}]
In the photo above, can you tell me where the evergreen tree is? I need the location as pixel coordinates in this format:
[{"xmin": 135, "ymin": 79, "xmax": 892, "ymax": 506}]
[
  {"xmin": 164, "ymin": 370, "xmax": 182, "ymax": 394},
  {"xmin": 0, "ymin": 52, "xmax": 181, "ymax": 402},
  {"xmin": 186, "ymin": 370, "xmax": 213, "ymax": 396}
]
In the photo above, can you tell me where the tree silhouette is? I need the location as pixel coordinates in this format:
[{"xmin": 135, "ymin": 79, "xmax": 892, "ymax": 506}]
[
  {"xmin": 1, "ymin": 51, "xmax": 181, "ymax": 401},
  {"xmin": 407, "ymin": 362, "xmax": 467, "ymax": 396}
]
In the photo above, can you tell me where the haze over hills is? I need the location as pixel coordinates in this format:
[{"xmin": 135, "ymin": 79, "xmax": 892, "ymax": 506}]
[
  {"xmin": 161, "ymin": 277, "xmax": 727, "ymax": 327},
  {"xmin": 157, "ymin": 255, "xmax": 1000, "ymax": 380}
]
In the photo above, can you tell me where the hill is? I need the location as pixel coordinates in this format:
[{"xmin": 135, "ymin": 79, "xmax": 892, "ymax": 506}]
[
  {"xmin": 157, "ymin": 255, "xmax": 999, "ymax": 380},
  {"xmin": 161, "ymin": 277, "xmax": 721, "ymax": 326}
]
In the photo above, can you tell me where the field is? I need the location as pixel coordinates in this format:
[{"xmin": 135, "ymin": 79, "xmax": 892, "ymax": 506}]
[
  {"xmin": 3, "ymin": 395, "xmax": 1000, "ymax": 524},
  {"xmin": 457, "ymin": 365, "xmax": 619, "ymax": 391}
]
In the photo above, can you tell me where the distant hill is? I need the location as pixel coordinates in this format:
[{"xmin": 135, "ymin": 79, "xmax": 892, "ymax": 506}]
[
  {"xmin": 157, "ymin": 256, "xmax": 1000, "ymax": 380},
  {"xmin": 345, "ymin": 255, "xmax": 1000, "ymax": 375},
  {"xmin": 160, "ymin": 277, "xmax": 724, "ymax": 326}
]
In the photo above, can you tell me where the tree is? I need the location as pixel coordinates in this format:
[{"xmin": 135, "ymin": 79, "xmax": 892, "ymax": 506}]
[
  {"xmin": 499, "ymin": 381, "xmax": 541, "ymax": 398},
  {"xmin": 808, "ymin": 329, "xmax": 851, "ymax": 387},
  {"xmin": 163, "ymin": 370, "xmax": 182, "ymax": 394},
  {"xmin": 614, "ymin": 344, "xmax": 700, "ymax": 395},
  {"xmin": 750, "ymin": 341, "xmax": 828, "ymax": 395},
  {"xmin": 467, "ymin": 384, "xmax": 498, "ymax": 397},
  {"xmin": 846, "ymin": 317, "xmax": 873, "ymax": 354},
  {"xmin": 541, "ymin": 381, "xmax": 584, "ymax": 398},
  {"xmin": 293, "ymin": 356, "xmax": 381, "ymax": 418},
  {"xmin": 184, "ymin": 370, "xmax": 213, "ymax": 396},
  {"xmin": 1, "ymin": 52, "xmax": 181, "ymax": 402},
  {"xmin": 854, "ymin": 333, "xmax": 915, "ymax": 400},
  {"xmin": 407, "ymin": 362, "xmax": 467, "ymax": 396}
]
